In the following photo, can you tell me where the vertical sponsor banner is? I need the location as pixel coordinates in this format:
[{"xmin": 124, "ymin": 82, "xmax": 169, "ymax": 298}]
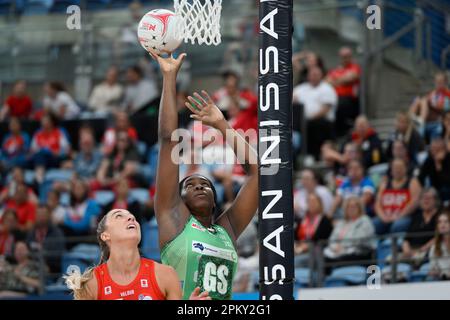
[{"xmin": 258, "ymin": 0, "xmax": 294, "ymax": 300}]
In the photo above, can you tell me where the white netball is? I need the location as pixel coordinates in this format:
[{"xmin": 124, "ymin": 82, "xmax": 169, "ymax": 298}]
[{"xmin": 137, "ymin": 9, "xmax": 183, "ymax": 55}]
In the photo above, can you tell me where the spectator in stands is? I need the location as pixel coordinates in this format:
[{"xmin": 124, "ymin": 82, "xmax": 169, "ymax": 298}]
[
  {"xmin": 0, "ymin": 80, "xmax": 33, "ymax": 120},
  {"xmin": 293, "ymin": 66, "xmax": 337, "ymax": 160},
  {"xmin": 330, "ymin": 160, "xmax": 375, "ymax": 218},
  {"xmin": 30, "ymin": 113, "xmax": 71, "ymax": 184},
  {"xmin": 95, "ymin": 131, "xmax": 141, "ymax": 190},
  {"xmin": 321, "ymin": 141, "xmax": 362, "ymax": 177},
  {"xmin": 409, "ymin": 72, "xmax": 450, "ymax": 142},
  {"xmin": 26, "ymin": 204, "xmax": 65, "ymax": 275},
  {"xmin": 292, "ymin": 51, "xmax": 326, "ymax": 85},
  {"xmin": 62, "ymin": 179, "xmax": 101, "ymax": 241},
  {"xmin": 4, "ymin": 183, "xmax": 36, "ymax": 232},
  {"xmin": 103, "ymin": 180, "xmax": 143, "ymax": 224},
  {"xmin": 88, "ymin": 66, "xmax": 123, "ymax": 114},
  {"xmin": 122, "ymin": 65, "xmax": 158, "ymax": 114},
  {"xmin": 42, "ymin": 82, "xmax": 80, "ymax": 120},
  {"xmin": 428, "ymin": 210, "xmax": 450, "ymax": 280},
  {"xmin": 349, "ymin": 115, "xmax": 384, "ymax": 168},
  {"xmin": 0, "ymin": 117, "xmax": 30, "ymax": 172},
  {"xmin": 295, "ymin": 193, "xmax": 333, "ymax": 267},
  {"xmin": 0, "ymin": 167, "xmax": 38, "ymax": 205},
  {"xmin": 73, "ymin": 126, "xmax": 102, "ymax": 181},
  {"xmin": 102, "ymin": 111, "xmax": 138, "ymax": 156},
  {"xmin": 326, "ymin": 47, "xmax": 361, "ymax": 137},
  {"xmin": 373, "ymin": 159, "xmax": 422, "ymax": 235},
  {"xmin": 388, "ymin": 140, "xmax": 417, "ymax": 177},
  {"xmin": 418, "ymin": 137, "xmax": 450, "ymax": 202},
  {"xmin": 47, "ymin": 190, "xmax": 66, "ymax": 226},
  {"xmin": 400, "ymin": 188, "xmax": 440, "ymax": 267},
  {"xmin": 324, "ymin": 196, "xmax": 375, "ymax": 272},
  {"xmin": 386, "ymin": 112, "xmax": 425, "ymax": 163},
  {"xmin": 0, "ymin": 209, "xmax": 25, "ymax": 259},
  {"xmin": 294, "ymin": 169, "xmax": 334, "ymax": 219},
  {"xmin": 0, "ymin": 241, "xmax": 41, "ymax": 298},
  {"xmin": 442, "ymin": 111, "xmax": 450, "ymax": 152}
]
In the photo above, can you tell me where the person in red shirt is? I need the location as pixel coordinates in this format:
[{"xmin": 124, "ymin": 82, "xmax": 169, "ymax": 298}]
[
  {"xmin": 64, "ymin": 209, "xmax": 210, "ymax": 300},
  {"xmin": 0, "ymin": 209, "xmax": 24, "ymax": 258},
  {"xmin": 0, "ymin": 81, "xmax": 33, "ymax": 120},
  {"xmin": 326, "ymin": 47, "xmax": 362, "ymax": 137},
  {"xmin": 4, "ymin": 183, "xmax": 36, "ymax": 232},
  {"xmin": 102, "ymin": 111, "xmax": 138, "ymax": 156}
]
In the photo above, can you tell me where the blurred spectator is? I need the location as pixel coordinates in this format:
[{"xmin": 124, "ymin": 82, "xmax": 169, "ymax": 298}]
[
  {"xmin": 103, "ymin": 180, "xmax": 143, "ymax": 224},
  {"xmin": 294, "ymin": 193, "xmax": 333, "ymax": 267},
  {"xmin": 387, "ymin": 140, "xmax": 417, "ymax": 177},
  {"xmin": 0, "ymin": 167, "xmax": 38, "ymax": 204},
  {"xmin": 62, "ymin": 179, "xmax": 101, "ymax": 241},
  {"xmin": 348, "ymin": 115, "xmax": 384, "ymax": 168},
  {"xmin": 386, "ymin": 112, "xmax": 425, "ymax": 163},
  {"xmin": 442, "ymin": 111, "xmax": 450, "ymax": 152},
  {"xmin": 26, "ymin": 205, "xmax": 65, "ymax": 275},
  {"xmin": 293, "ymin": 51, "xmax": 326, "ymax": 85},
  {"xmin": 88, "ymin": 66, "xmax": 123, "ymax": 114},
  {"xmin": 400, "ymin": 188, "xmax": 440, "ymax": 267},
  {"xmin": 47, "ymin": 190, "xmax": 66, "ymax": 226},
  {"xmin": 373, "ymin": 159, "xmax": 422, "ymax": 235},
  {"xmin": 122, "ymin": 65, "xmax": 158, "ymax": 114},
  {"xmin": 321, "ymin": 141, "xmax": 362, "ymax": 177},
  {"xmin": 0, "ymin": 117, "xmax": 30, "ymax": 172},
  {"xmin": 42, "ymin": 82, "xmax": 80, "ymax": 120},
  {"xmin": 73, "ymin": 126, "xmax": 102, "ymax": 181},
  {"xmin": 0, "ymin": 241, "xmax": 41, "ymax": 298},
  {"xmin": 326, "ymin": 47, "xmax": 361, "ymax": 137},
  {"xmin": 294, "ymin": 169, "xmax": 334, "ymax": 219},
  {"xmin": 330, "ymin": 160, "xmax": 375, "ymax": 218},
  {"xmin": 0, "ymin": 81, "xmax": 33, "ymax": 121},
  {"xmin": 324, "ymin": 196, "xmax": 375, "ymax": 271},
  {"xmin": 117, "ymin": 1, "xmax": 142, "ymax": 44},
  {"xmin": 0, "ymin": 209, "xmax": 25, "ymax": 259},
  {"xmin": 102, "ymin": 111, "xmax": 138, "ymax": 156},
  {"xmin": 95, "ymin": 131, "xmax": 141, "ymax": 190},
  {"xmin": 428, "ymin": 210, "xmax": 450, "ymax": 280},
  {"xmin": 418, "ymin": 137, "xmax": 450, "ymax": 202},
  {"xmin": 4, "ymin": 184, "xmax": 36, "ymax": 232},
  {"xmin": 30, "ymin": 113, "xmax": 71, "ymax": 183},
  {"xmin": 409, "ymin": 72, "xmax": 449, "ymax": 142},
  {"xmin": 293, "ymin": 66, "xmax": 337, "ymax": 159}
]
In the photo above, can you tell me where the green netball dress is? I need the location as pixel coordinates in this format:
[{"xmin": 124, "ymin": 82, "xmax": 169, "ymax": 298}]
[{"xmin": 161, "ymin": 215, "xmax": 238, "ymax": 300}]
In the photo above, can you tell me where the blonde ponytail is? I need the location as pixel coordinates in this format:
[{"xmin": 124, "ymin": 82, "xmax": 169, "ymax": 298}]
[{"xmin": 63, "ymin": 266, "xmax": 95, "ymax": 300}]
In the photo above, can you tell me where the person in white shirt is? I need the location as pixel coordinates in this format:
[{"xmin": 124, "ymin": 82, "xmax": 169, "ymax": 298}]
[
  {"xmin": 293, "ymin": 66, "xmax": 337, "ymax": 159},
  {"xmin": 43, "ymin": 82, "xmax": 81, "ymax": 120},
  {"xmin": 122, "ymin": 65, "xmax": 158, "ymax": 114},
  {"xmin": 294, "ymin": 169, "xmax": 334, "ymax": 220},
  {"xmin": 88, "ymin": 67, "xmax": 123, "ymax": 114}
]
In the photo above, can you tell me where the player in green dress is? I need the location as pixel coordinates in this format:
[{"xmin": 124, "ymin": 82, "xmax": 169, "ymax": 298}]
[{"xmin": 150, "ymin": 51, "xmax": 258, "ymax": 300}]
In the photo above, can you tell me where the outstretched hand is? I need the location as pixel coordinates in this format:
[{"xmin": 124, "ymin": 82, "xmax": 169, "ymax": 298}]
[
  {"xmin": 189, "ymin": 287, "xmax": 211, "ymax": 300},
  {"xmin": 149, "ymin": 51, "xmax": 186, "ymax": 77},
  {"xmin": 185, "ymin": 90, "xmax": 226, "ymax": 129}
]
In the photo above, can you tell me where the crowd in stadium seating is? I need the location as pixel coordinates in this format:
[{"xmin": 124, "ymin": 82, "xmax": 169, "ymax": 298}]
[{"xmin": 0, "ymin": 41, "xmax": 449, "ymax": 297}]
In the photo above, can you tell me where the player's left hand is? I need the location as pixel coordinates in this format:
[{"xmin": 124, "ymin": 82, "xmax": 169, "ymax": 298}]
[
  {"xmin": 185, "ymin": 90, "xmax": 226, "ymax": 129},
  {"xmin": 189, "ymin": 287, "xmax": 211, "ymax": 300}
]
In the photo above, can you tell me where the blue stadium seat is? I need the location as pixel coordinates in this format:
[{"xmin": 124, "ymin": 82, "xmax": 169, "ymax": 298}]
[
  {"xmin": 324, "ymin": 266, "xmax": 367, "ymax": 287},
  {"xmin": 94, "ymin": 190, "xmax": 115, "ymax": 206},
  {"xmin": 376, "ymin": 237, "xmax": 404, "ymax": 268},
  {"xmin": 381, "ymin": 263, "xmax": 412, "ymax": 282},
  {"xmin": 61, "ymin": 244, "xmax": 101, "ymax": 274},
  {"xmin": 45, "ymin": 169, "xmax": 74, "ymax": 182},
  {"xmin": 22, "ymin": 0, "xmax": 53, "ymax": 15},
  {"xmin": 409, "ymin": 262, "xmax": 431, "ymax": 282},
  {"xmin": 136, "ymin": 141, "xmax": 147, "ymax": 159},
  {"xmin": 141, "ymin": 218, "xmax": 160, "ymax": 262},
  {"xmin": 232, "ymin": 292, "xmax": 259, "ymax": 300},
  {"xmin": 50, "ymin": 0, "xmax": 80, "ymax": 13},
  {"xmin": 130, "ymin": 188, "xmax": 149, "ymax": 204},
  {"xmin": 294, "ymin": 268, "xmax": 311, "ymax": 288}
]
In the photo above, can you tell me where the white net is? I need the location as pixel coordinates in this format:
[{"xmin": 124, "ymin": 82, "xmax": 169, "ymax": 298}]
[{"xmin": 174, "ymin": 0, "xmax": 222, "ymax": 46}]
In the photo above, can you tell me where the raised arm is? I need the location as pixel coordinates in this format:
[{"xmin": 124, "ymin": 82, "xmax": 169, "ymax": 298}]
[
  {"xmin": 152, "ymin": 53, "xmax": 191, "ymax": 248},
  {"xmin": 185, "ymin": 91, "xmax": 258, "ymax": 240}
]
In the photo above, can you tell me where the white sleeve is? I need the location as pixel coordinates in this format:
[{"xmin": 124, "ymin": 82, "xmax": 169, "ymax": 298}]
[{"xmin": 320, "ymin": 84, "xmax": 338, "ymax": 107}]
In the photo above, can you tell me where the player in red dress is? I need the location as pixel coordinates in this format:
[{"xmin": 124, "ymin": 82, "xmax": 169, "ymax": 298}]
[{"xmin": 65, "ymin": 209, "xmax": 210, "ymax": 300}]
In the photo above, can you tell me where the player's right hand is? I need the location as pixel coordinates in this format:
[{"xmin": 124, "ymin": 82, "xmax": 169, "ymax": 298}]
[
  {"xmin": 149, "ymin": 51, "xmax": 186, "ymax": 77},
  {"xmin": 189, "ymin": 287, "xmax": 211, "ymax": 300}
]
